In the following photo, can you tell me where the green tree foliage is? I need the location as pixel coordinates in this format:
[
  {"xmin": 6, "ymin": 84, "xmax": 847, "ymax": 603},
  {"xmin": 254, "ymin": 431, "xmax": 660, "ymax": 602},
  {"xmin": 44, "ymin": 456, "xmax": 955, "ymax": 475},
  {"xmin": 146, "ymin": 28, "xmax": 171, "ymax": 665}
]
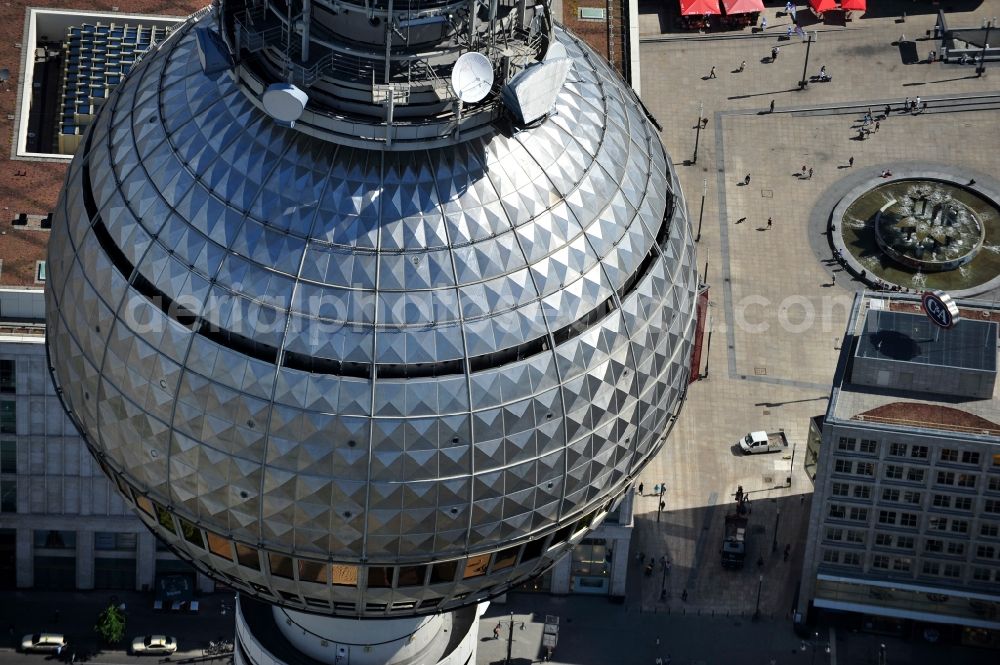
[{"xmin": 94, "ymin": 604, "xmax": 126, "ymax": 645}]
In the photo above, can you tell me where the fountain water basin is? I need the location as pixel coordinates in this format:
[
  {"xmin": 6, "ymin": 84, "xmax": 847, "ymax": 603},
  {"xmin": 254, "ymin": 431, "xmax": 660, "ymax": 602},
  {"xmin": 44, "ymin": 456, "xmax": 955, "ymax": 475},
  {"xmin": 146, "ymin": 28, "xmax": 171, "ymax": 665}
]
[
  {"xmin": 834, "ymin": 176, "xmax": 1000, "ymax": 296},
  {"xmin": 874, "ymin": 183, "xmax": 985, "ymax": 272}
]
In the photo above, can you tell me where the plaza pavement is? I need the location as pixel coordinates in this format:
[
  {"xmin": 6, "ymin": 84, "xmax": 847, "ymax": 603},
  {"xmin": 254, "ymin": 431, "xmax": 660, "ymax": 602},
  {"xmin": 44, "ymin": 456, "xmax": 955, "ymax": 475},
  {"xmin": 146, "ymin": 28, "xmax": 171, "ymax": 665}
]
[{"xmin": 625, "ymin": 0, "xmax": 1000, "ymax": 625}]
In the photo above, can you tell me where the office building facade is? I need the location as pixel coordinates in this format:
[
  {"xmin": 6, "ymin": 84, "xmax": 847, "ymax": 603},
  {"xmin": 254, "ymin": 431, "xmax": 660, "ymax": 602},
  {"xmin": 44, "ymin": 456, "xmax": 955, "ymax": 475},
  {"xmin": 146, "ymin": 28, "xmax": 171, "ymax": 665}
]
[{"xmin": 799, "ymin": 292, "xmax": 1000, "ymax": 647}]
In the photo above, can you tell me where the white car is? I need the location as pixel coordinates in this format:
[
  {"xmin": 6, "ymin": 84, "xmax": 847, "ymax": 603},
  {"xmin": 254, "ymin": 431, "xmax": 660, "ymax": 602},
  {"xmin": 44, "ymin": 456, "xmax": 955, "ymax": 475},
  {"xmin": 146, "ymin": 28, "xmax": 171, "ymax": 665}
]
[
  {"xmin": 130, "ymin": 635, "xmax": 178, "ymax": 655},
  {"xmin": 20, "ymin": 633, "xmax": 67, "ymax": 653}
]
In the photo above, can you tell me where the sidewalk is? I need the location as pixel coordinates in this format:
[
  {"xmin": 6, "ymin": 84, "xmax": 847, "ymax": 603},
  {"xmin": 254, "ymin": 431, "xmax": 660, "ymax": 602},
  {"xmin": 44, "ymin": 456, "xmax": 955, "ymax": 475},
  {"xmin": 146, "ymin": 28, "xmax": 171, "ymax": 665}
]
[{"xmin": 0, "ymin": 590, "xmax": 235, "ymax": 660}]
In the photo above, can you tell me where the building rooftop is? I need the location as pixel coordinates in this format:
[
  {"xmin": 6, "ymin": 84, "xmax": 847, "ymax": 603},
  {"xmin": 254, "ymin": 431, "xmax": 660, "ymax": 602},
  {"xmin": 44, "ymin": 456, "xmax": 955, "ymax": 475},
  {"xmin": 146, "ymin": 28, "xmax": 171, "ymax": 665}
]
[
  {"xmin": 830, "ymin": 292, "xmax": 1000, "ymax": 440},
  {"xmin": 856, "ymin": 309, "xmax": 997, "ymax": 372},
  {"xmin": 0, "ymin": 1, "xmax": 205, "ymax": 289}
]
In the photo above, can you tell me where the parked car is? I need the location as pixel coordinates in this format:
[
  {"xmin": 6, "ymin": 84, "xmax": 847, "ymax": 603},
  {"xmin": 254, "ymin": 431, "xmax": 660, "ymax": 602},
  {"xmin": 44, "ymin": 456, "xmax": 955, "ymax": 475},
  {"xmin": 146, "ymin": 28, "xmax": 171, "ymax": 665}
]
[
  {"xmin": 130, "ymin": 635, "xmax": 178, "ymax": 655},
  {"xmin": 20, "ymin": 633, "xmax": 67, "ymax": 653}
]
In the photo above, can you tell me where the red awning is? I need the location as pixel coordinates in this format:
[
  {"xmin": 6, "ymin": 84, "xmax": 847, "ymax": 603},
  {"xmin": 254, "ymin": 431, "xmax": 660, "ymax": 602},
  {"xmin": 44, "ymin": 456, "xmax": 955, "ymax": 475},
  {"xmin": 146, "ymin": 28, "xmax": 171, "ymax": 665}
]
[
  {"xmin": 809, "ymin": 0, "xmax": 838, "ymax": 11},
  {"xmin": 722, "ymin": 0, "xmax": 765, "ymax": 14},
  {"xmin": 680, "ymin": 0, "xmax": 723, "ymax": 16},
  {"xmin": 840, "ymin": 0, "xmax": 866, "ymax": 10}
]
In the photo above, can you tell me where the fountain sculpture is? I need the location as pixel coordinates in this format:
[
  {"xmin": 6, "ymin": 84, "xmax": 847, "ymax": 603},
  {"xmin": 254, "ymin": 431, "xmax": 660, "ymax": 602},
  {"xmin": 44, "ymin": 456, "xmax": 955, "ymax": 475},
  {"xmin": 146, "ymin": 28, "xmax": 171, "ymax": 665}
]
[{"xmin": 874, "ymin": 183, "xmax": 985, "ymax": 272}]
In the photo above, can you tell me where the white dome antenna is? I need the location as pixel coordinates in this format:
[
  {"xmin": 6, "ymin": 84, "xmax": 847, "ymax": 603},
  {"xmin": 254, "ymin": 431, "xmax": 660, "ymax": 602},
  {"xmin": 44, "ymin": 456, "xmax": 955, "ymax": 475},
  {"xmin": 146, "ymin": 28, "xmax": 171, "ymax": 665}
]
[
  {"xmin": 262, "ymin": 83, "xmax": 309, "ymax": 126},
  {"xmin": 451, "ymin": 52, "xmax": 494, "ymax": 103}
]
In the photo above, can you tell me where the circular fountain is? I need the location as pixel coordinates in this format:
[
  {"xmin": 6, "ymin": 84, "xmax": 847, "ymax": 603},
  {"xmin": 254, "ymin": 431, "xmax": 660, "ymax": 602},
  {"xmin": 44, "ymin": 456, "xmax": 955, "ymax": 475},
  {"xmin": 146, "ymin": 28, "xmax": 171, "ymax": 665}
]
[
  {"xmin": 873, "ymin": 183, "xmax": 985, "ymax": 272},
  {"xmin": 832, "ymin": 174, "xmax": 1000, "ymax": 296}
]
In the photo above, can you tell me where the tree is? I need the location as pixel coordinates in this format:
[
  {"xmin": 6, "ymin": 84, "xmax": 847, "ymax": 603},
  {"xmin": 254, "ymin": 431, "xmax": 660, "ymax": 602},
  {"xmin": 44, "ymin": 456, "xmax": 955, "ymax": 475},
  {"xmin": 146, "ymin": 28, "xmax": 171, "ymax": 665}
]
[{"xmin": 94, "ymin": 604, "xmax": 126, "ymax": 645}]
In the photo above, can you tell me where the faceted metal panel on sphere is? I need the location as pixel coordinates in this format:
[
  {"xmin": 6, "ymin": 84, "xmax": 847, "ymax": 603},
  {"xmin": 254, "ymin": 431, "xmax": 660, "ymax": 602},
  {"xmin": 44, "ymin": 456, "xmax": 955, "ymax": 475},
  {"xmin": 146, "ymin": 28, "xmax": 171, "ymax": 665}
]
[{"xmin": 46, "ymin": 9, "xmax": 698, "ymax": 618}]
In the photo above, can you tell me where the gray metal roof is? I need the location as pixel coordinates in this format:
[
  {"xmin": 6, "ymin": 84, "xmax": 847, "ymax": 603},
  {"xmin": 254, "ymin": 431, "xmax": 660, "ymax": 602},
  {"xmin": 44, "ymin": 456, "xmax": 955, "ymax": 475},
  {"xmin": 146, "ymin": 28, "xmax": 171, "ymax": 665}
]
[{"xmin": 856, "ymin": 310, "xmax": 997, "ymax": 371}]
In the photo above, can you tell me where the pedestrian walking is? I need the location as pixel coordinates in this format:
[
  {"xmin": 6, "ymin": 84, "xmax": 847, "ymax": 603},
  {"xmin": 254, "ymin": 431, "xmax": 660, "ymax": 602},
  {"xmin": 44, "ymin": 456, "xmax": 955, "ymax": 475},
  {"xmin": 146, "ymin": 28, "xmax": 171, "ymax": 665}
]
[
  {"xmin": 771, "ymin": 46, "xmax": 779, "ymax": 61},
  {"xmin": 767, "ymin": 217, "xmax": 773, "ymax": 229},
  {"xmin": 708, "ymin": 66, "xmax": 717, "ymax": 79},
  {"xmin": 737, "ymin": 60, "xmax": 746, "ymax": 72},
  {"xmin": 786, "ymin": 25, "xmax": 793, "ymax": 38},
  {"xmin": 769, "ymin": 99, "xmax": 775, "ymax": 113},
  {"xmin": 922, "ymin": 100, "xmax": 928, "ymax": 112},
  {"xmin": 655, "ymin": 657, "xmax": 663, "ymax": 665},
  {"xmin": 638, "ymin": 482, "xmax": 644, "ymax": 495},
  {"xmin": 884, "ymin": 103, "xmax": 891, "ymax": 118},
  {"xmin": 681, "ymin": 589, "xmax": 688, "ymax": 601},
  {"xmin": 744, "ymin": 173, "xmax": 751, "ymax": 185},
  {"xmin": 494, "ymin": 623, "xmax": 501, "ymax": 639},
  {"xmin": 655, "ymin": 636, "xmax": 661, "ymax": 647},
  {"xmin": 831, "ymin": 273, "xmax": 836, "ymax": 286},
  {"xmin": 875, "ymin": 121, "xmax": 880, "ymax": 132},
  {"xmin": 808, "ymin": 167, "xmax": 813, "ymax": 179},
  {"xmin": 903, "ymin": 97, "xmax": 910, "ymax": 111},
  {"xmin": 761, "ymin": 16, "xmax": 767, "ymax": 30},
  {"xmin": 914, "ymin": 96, "xmax": 921, "ymax": 110},
  {"xmin": 701, "ymin": 117, "xmax": 708, "ymax": 128},
  {"xmin": 848, "ymin": 156, "xmax": 854, "ymax": 167}
]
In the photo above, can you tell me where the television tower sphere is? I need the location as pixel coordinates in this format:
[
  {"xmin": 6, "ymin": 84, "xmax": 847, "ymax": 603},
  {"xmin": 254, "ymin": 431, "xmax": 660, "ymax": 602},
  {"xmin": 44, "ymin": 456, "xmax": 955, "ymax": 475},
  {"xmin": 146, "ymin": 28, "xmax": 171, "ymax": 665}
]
[{"xmin": 46, "ymin": 0, "xmax": 698, "ymax": 622}]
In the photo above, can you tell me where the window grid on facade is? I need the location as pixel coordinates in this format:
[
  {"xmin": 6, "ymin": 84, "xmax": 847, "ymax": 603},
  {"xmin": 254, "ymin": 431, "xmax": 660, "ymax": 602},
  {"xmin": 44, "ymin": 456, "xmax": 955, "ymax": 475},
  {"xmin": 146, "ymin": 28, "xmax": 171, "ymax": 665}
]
[
  {"xmin": 859, "ymin": 439, "xmax": 878, "ymax": 454},
  {"xmin": 0, "ymin": 401, "xmax": 14, "ymax": 434},
  {"xmin": 0, "ymin": 360, "xmax": 14, "ymax": 394}
]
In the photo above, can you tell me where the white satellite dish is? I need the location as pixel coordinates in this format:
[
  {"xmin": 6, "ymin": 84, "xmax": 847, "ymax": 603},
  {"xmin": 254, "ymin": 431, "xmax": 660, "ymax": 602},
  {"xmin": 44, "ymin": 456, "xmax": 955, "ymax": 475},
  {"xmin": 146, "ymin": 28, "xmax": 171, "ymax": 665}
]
[
  {"xmin": 451, "ymin": 52, "xmax": 494, "ymax": 103},
  {"xmin": 544, "ymin": 42, "xmax": 567, "ymax": 62},
  {"xmin": 262, "ymin": 82, "xmax": 309, "ymax": 125}
]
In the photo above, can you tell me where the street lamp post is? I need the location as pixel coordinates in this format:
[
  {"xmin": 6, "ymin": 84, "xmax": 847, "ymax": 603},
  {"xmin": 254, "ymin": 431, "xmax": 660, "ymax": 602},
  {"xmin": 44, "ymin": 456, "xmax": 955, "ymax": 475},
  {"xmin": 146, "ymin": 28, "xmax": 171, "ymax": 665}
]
[
  {"xmin": 799, "ymin": 31, "xmax": 814, "ymax": 88},
  {"xmin": 505, "ymin": 611, "xmax": 515, "ymax": 665},
  {"xmin": 976, "ymin": 19, "xmax": 993, "ymax": 76},
  {"xmin": 702, "ymin": 308, "xmax": 713, "ymax": 379},
  {"xmin": 772, "ymin": 508, "xmax": 781, "ymax": 552},
  {"xmin": 695, "ymin": 178, "xmax": 707, "ymax": 242},
  {"xmin": 693, "ymin": 101, "xmax": 704, "ymax": 164},
  {"xmin": 753, "ymin": 574, "xmax": 763, "ymax": 621},
  {"xmin": 800, "ymin": 632, "xmax": 831, "ymax": 665}
]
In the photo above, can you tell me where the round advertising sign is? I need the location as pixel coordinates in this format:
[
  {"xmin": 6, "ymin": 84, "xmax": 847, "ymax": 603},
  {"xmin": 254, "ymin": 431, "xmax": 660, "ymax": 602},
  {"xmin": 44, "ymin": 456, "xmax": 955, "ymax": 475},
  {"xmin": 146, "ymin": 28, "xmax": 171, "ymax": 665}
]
[{"xmin": 921, "ymin": 290, "xmax": 960, "ymax": 329}]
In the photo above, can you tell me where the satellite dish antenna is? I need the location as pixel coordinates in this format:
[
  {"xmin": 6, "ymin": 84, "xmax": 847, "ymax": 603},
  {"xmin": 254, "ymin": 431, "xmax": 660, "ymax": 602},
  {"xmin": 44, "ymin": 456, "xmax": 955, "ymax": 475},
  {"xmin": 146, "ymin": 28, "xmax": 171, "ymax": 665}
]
[
  {"xmin": 262, "ymin": 82, "xmax": 309, "ymax": 126},
  {"xmin": 544, "ymin": 42, "xmax": 567, "ymax": 62},
  {"xmin": 451, "ymin": 52, "xmax": 494, "ymax": 103}
]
